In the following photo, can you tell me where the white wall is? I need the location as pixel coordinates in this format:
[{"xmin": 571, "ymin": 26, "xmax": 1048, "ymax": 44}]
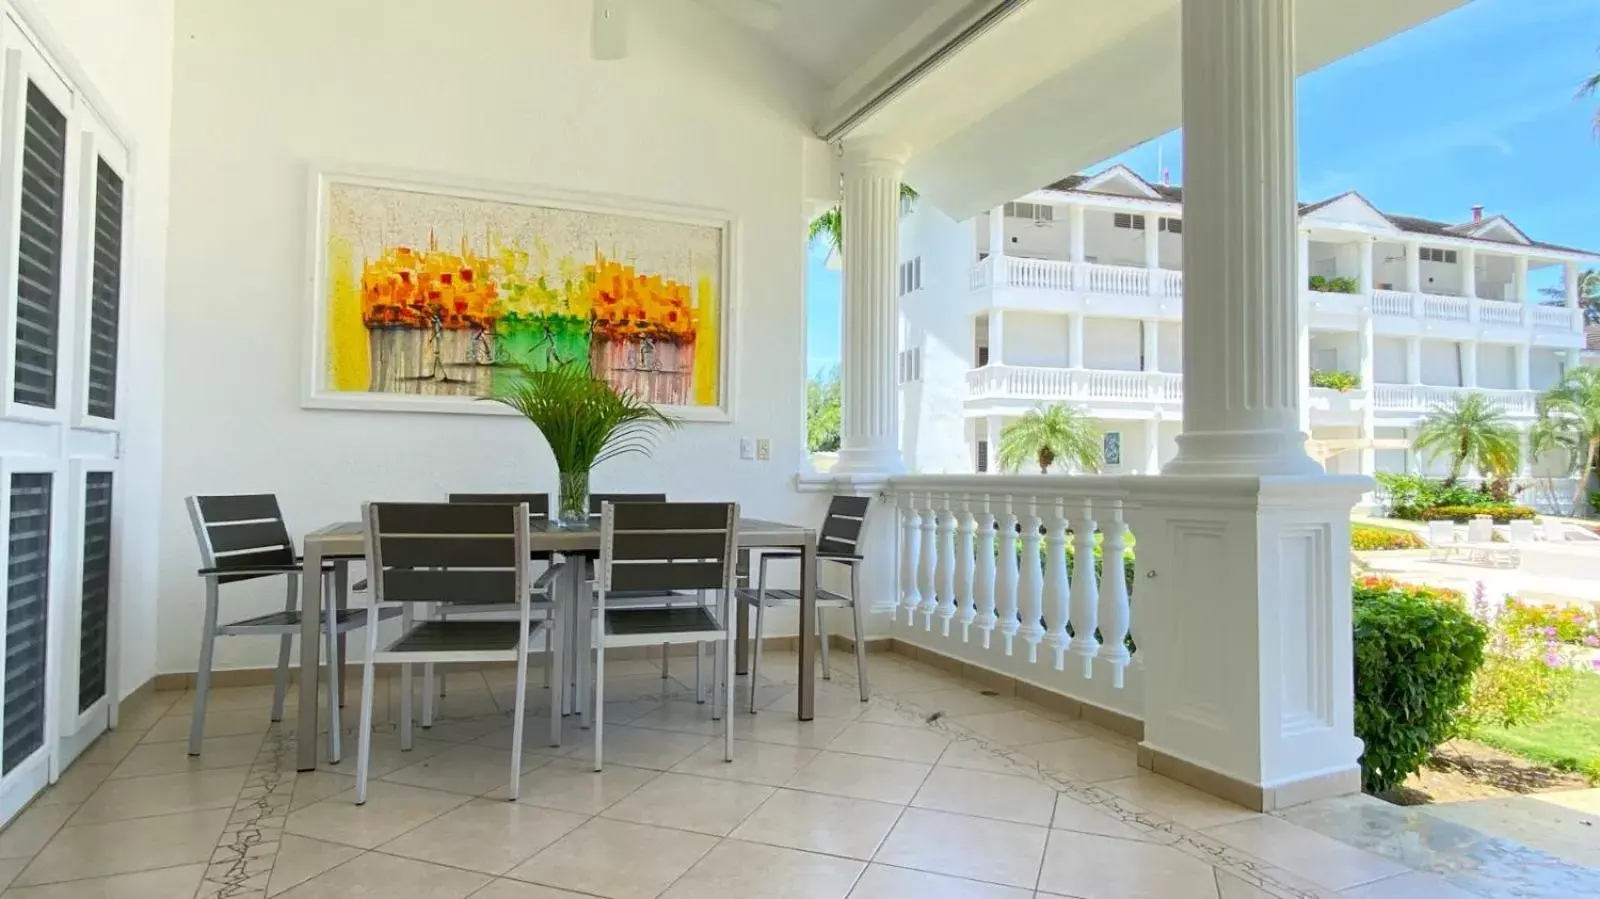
[
  {"xmin": 1156, "ymin": 221, "xmax": 1182, "ymax": 270},
  {"xmin": 1309, "ymin": 331, "xmax": 1357, "ymax": 373},
  {"xmin": 26, "ymin": 0, "xmax": 175, "ymax": 696},
  {"xmin": 1531, "ymin": 347, "xmax": 1567, "ymax": 391},
  {"xmin": 1419, "ymin": 253, "xmax": 1463, "ymax": 295},
  {"xmin": 901, "ymin": 204, "xmax": 980, "ymax": 474},
  {"xmin": 1478, "ymin": 343, "xmax": 1515, "ymax": 390},
  {"xmin": 1373, "ymin": 336, "xmax": 1406, "ymax": 383},
  {"xmin": 1372, "ymin": 242, "xmax": 1407, "ymax": 290},
  {"xmin": 161, "ymin": 0, "xmax": 825, "ymax": 672},
  {"xmin": 1082, "ymin": 209, "xmax": 1146, "ymax": 267},
  {"xmin": 1082, "ymin": 319, "xmax": 1141, "ymax": 371},
  {"xmin": 1001, "ymin": 212, "xmax": 1068, "ymax": 260},
  {"xmin": 1157, "ymin": 322, "xmax": 1182, "ymax": 373},
  {"xmin": 1420, "ymin": 340, "xmax": 1462, "ymax": 386},
  {"xmin": 1003, "ymin": 312, "xmax": 1070, "ymax": 367}
]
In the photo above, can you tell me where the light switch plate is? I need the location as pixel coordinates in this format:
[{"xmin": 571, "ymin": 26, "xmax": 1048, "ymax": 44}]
[
  {"xmin": 756, "ymin": 438, "xmax": 771, "ymax": 461},
  {"xmin": 739, "ymin": 437, "xmax": 756, "ymax": 460}
]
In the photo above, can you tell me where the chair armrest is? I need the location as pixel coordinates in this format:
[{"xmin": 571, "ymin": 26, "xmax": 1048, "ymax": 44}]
[
  {"xmin": 533, "ymin": 562, "xmax": 566, "ymax": 592},
  {"xmin": 755, "ymin": 550, "xmax": 862, "ymax": 564},
  {"xmin": 198, "ymin": 562, "xmax": 322, "ymax": 577}
]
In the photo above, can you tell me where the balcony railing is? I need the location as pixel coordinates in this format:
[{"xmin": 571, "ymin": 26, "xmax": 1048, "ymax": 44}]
[
  {"xmin": 888, "ymin": 477, "xmax": 1142, "ymax": 718},
  {"xmin": 1371, "ymin": 289, "xmax": 1413, "ymax": 317},
  {"xmin": 1372, "ymin": 384, "xmax": 1537, "ymax": 416},
  {"xmin": 1420, "ymin": 293, "xmax": 1470, "ymax": 322},
  {"xmin": 1477, "ymin": 300, "xmax": 1525, "ymax": 327},
  {"xmin": 1533, "ymin": 305, "xmax": 1576, "ymax": 331},
  {"xmin": 967, "ymin": 365, "xmax": 1181, "ymax": 403}
]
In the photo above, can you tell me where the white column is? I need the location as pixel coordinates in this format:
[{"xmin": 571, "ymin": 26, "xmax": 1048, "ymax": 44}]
[
  {"xmin": 1296, "ymin": 231, "xmax": 1310, "ymax": 294},
  {"xmin": 986, "ymin": 415, "xmax": 1004, "ymax": 474},
  {"xmin": 1069, "ymin": 204, "xmax": 1086, "ymax": 263},
  {"xmin": 1566, "ymin": 261, "xmax": 1581, "ymax": 308},
  {"xmin": 1130, "ymin": 0, "xmax": 1365, "ymax": 813},
  {"xmin": 1163, "ymin": 0, "xmax": 1317, "ymax": 477},
  {"xmin": 1142, "ymin": 319, "xmax": 1159, "ymax": 372},
  {"xmin": 1297, "ymin": 311, "xmax": 1310, "ymax": 434},
  {"xmin": 1518, "ymin": 428, "xmax": 1533, "ymax": 479},
  {"xmin": 1359, "ymin": 315, "xmax": 1375, "ymax": 476},
  {"xmin": 1513, "ymin": 255, "xmax": 1529, "ymax": 303},
  {"xmin": 989, "ymin": 310, "xmax": 1005, "ymax": 366},
  {"xmin": 1462, "ymin": 245, "xmax": 1477, "ymax": 299},
  {"xmin": 1144, "ymin": 218, "xmax": 1161, "ymax": 295},
  {"xmin": 1144, "ymin": 417, "xmax": 1161, "ymax": 474},
  {"xmin": 1405, "ymin": 240, "xmax": 1422, "ymax": 292},
  {"xmin": 1461, "ymin": 341, "xmax": 1478, "ymax": 389},
  {"xmin": 988, "ymin": 205, "xmax": 1007, "ymax": 262},
  {"xmin": 1406, "ymin": 336, "xmax": 1422, "ymax": 385},
  {"xmin": 1515, "ymin": 344, "xmax": 1530, "ymax": 391},
  {"xmin": 1068, "ymin": 314, "xmax": 1085, "ymax": 370},
  {"xmin": 834, "ymin": 137, "xmax": 911, "ymax": 475},
  {"xmin": 1358, "ymin": 239, "xmax": 1375, "ymax": 295}
]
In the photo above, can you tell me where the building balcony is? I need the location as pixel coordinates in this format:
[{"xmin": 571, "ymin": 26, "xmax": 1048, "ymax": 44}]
[{"xmin": 1371, "ymin": 384, "xmax": 1539, "ymax": 418}]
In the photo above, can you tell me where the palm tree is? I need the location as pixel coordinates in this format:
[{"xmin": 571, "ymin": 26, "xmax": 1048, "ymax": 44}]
[
  {"xmin": 1537, "ymin": 366, "xmax": 1600, "ymax": 514},
  {"xmin": 1412, "ymin": 393, "xmax": 1520, "ymax": 487},
  {"xmin": 808, "ymin": 184, "xmax": 919, "ymax": 258},
  {"xmin": 996, "ymin": 404, "xmax": 1104, "ymax": 474},
  {"xmin": 1538, "ymin": 268, "xmax": 1599, "ymax": 326},
  {"xmin": 1582, "ymin": 63, "xmax": 1600, "ymax": 135}
]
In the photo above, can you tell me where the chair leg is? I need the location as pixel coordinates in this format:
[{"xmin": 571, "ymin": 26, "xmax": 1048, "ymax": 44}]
[
  {"xmin": 710, "ymin": 641, "xmax": 723, "ymax": 723},
  {"xmin": 355, "ymin": 597, "xmax": 381, "ymax": 805},
  {"xmin": 577, "ymin": 578, "xmax": 593, "ymax": 731},
  {"xmin": 270, "ymin": 575, "xmax": 294, "ymax": 723},
  {"xmin": 189, "ymin": 578, "xmax": 221, "ymax": 756},
  {"xmin": 818, "ymin": 608, "xmax": 831, "ymax": 680},
  {"xmin": 749, "ymin": 601, "xmax": 765, "ymax": 714},
  {"xmin": 695, "ymin": 641, "xmax": 706, "ymax": 704},
  {"xmin": 850, "ymin": 566, "xmax": 869, "ymax": 702},
  {"xmin": 508, "ymin": 622, "xmax": 532, "ymax": 801},
  {"xmin": 431, "ymin": 605, "xmax": 448, "ymax": 707},
  {"xmin": 549, "ymin": 603, "xmax": 565, "ymax": 747},
  {"xmin": 320, "ymin": 573, "xmax": 342, "ymax": 764},
  {"xmin": 399, "ymin": 604, "xmax": 414, "ymax": 751},
  {"xmin": 723, "ymin": 597, "xmax": 735, "ymax": 761},
  {"xmin": 592, "ymin": 633, "xmax": 606, "ymax": 772},
  {"xmin": 661, "ymin": 642, "xmax": 670, "ymax": 680}
]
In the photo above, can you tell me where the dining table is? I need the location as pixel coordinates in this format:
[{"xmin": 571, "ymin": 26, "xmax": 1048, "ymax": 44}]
[{"xmin": 294, "ymin": 516, "xmax": 819, "ymax": 772}]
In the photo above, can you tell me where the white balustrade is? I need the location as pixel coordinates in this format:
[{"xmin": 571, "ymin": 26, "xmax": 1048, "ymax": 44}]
[
  {"xmin": 1154, "ymin": 268, "xmax": 1183, "ymax": 297},
  {"xmin": 888, "ymin": 477, "xmax": 1142, "ymax": 720},
  {"xmin": 1533, "ymin": 304, "xmax": 1575, "ymax": 331},
  {"xmin": 970, "ymin": 258, "xmax": 992, "ymax": 291},
  {"xmin": 1476, "ymin": 300, "xmax": 1524, "ymax": 327},
  {"xmin": 1421, "ymin": 293, "xmax": 1470, "ymax": 322},
  {"xmin": 1005, "ymin": 258, "xmax": 1074, "ymax": 291},
  {"xmin": 1373, "ymin": 384, "xmax": 1536, "ymax": 416},
  {"xmin": 1078, "ymin": 262, "xmax": 1150, "ymax": 296},
  {"xmin": 966, "ymin": 366, "xmax": 1185, "ymax": 404},
  {"xmin": 1084, "ymin": 370, "xmax": 1148, "ymax": 400},
  {"xmin": 1371, "ymin": 289, "xmax": 1413, "ymax": 317}
]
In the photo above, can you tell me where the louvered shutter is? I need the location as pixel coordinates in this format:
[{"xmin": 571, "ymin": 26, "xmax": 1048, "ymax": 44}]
[
  {"xmin": 5, "ymin": 473, "xmax": 51, "ymax": 773},
  {"xmin": 13, "ymin": 83, "xmax": 67, "ymax": 410},
  {"xmin": 78, "ymin": 472, "xmax": 111, "ymax": 712},
  {"xmin": 86, "ymin": 162, "xmax": 122, "ymax": 420}
]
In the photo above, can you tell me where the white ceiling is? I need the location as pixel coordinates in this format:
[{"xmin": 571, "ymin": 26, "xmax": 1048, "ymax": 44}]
[{"xmin": 694, "ymin": 0, "xmax": 949, "ymax": 87}]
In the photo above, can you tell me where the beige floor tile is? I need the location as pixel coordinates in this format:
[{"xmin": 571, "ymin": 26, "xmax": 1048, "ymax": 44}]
[
  {"xmin": 72, "ymin": 728, "xmax": 147, "ymax": 768},
  {"xmin": 860, "ymin": 664, "xmax": 963, "ymax": 692},
  {"xmin": 899, "ymin": 687, "xmax": 1017, "ymax": 718},
  {"xmin": 471, "ymin": 722, "xmax": 589, "ymax": 754},
  {"xmin": 176, "ymin": 684, "xmax": 282, "ymax": 713},
  {"xmin": 30, "ymin": 762, "xmax": 113, "ymax": 808},
  {"xmin": 785, "ymin": 751, "xmax": 932, "ymax": 804},
  {"xmin": 321, "ymin": 735, "xmax": 453, "ymax": 779},
  {"xmin": 561, "ymin": 725, "xmax": 712, "ymax": 771},
  {"xmin": 596, "ymin": 697, "xmax": 672, "ymax": 726},
  {"xmin": 670, "ymin": 739, "xmax": 818, "ymax": 786},
  {"xmin": 283, "ymin": 781, "xmax": 469, "ymax": 849},
  {"xmin": 15, "ymin": 808, "xmax": 230, "ymax": 886},
  {"xmin": 876, "ymin": 807, "xmax": 1047, "ymax": 888},
  {"xmin": 0, "ymin": 804, "xmax": 77, "ymax": 860},
  {"xmin": 470, "ymin": 879, "xmax": 599, "ymax": 898},
  {"xmin": 624, "ymin": 700, "xmax": 725, "ymax": 736},
  {"xmin": 0, "ymin": 857, "xmax": 28, "ymax": 891},
  {"xmin": 659, "ymin": 839, "xmax": 865, "ymax": 899},
  {"xmin": 417, "ymin": 715, "xmax": 517, "ymax": 744},
  {"xmin": 2, "ymin": 862, "xmax": 206, "ymax": 898},
  {"xmin": 501, "ymin": 757, "xmax": 659, "ymax": 814},
  {"xmin": 594, "ymin": 674, "xmax": 696, "ymax": 705},
  {"xmin": 1052, "ymin": 795, "xmax": 1164, "ymax": 842},
  {"xmin": 142, "ymin": 708, "xmax": 271, "ymax": 744},
  {"xmin": 947, "ymin": 710, "xmax": 1083, "ymax": 747},
  {"xmin": 266, "ymin": 834, "xmax": 363, "ymax": 897},
  {"xmin": 118, "ymin": 691, "xmax": 182, "ymax": 728},
  {"xmin": 1336, "ymin": 871, "xmax": 1484, "ymax": 899},
  {"xmin": 508, "ymin": 817, "xmax": 716, "ymax": 899},
  {"xmin": 381, "ymin": 744, "xmax": 549, "ymax": 797},
  {"xmin": 1099, "ymin": 773, "xmax": 1261, "ymax": 830},
  {"xmin": 600, "ymin": 772, "xmax": 772, "ymax": 836},
  {"xmin": 847, "ymin": 864, "xmax": 1033, "ymax": 899},
  {"xmin": 70, "ymin": 765, "xmax": 249, "ymax": 825},
  {"xmin": 379, "ymin": 799, "xmax": 588, "ymax": 875},
  {"xmin": 1020, "ymin": 737, "xmax": 1139, "ymax": 784},
  {"xmin": 759, "ymin": 685, "xmax": 874, "ymax": 720},
  {"xmin": 825, "ymin": 721, "xmax": 950, "ymax": 764},
  {"xmin": 289, "ymin": 770, "xmax": 356, "ymax": 812},
  {"xmin": 1037, "ymin": 830, "xmax": 1220, "ymax": 899},
  {"xmin": 910, "ymin": 766, "xmax": 1057, "ymax": 826},
  {"xmin": 933, "ymin": 741, "xmax": 1023, "ymax": 775},
  {"xmin": 739, "ymin": 711, "xmax": 853, "ymax": 749},
  {"xmin": 108, "ymin": 733, "xmax": 264, "ymax": 779},
  {"xmin": 275, "ymin": 851, "xmax": 490, "ymax": 898},
  {"xmin": 1202, "ymin": 815, "xmax": 1407, "ymax": 892},
  {"xmin": 731, "ymin": 788, "xmax": 903, "ymax": 859},
  {"xmin": 1213, "ymin": 870, "xmax": 1281, "ymax": 898}
]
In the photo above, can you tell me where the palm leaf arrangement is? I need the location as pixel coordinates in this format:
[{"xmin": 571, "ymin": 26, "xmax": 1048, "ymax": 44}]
[
  {"xmin": 485, "ymin": 362, "xmax": 678, "ymax": 525},
  {"xmin": 1412, "ymin": 393, "xmax": 1519, "ymax": 487},
  {"xmin": 997, "ymin": 403, "xmax": 1104, "ymax": 474}
]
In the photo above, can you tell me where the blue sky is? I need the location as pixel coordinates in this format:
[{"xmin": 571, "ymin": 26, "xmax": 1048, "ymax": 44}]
[{"xmin": 805, "ymin": 0, "xmax": 1600, "ymax": 376}]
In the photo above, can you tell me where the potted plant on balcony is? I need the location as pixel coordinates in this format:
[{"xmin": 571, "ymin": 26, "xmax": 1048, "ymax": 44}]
[
  {"xmin": 997, "ymin": 403, "xmax": 1104, "ymax": 474},
  {"xmin": 1310, "ymin": 369, "xmax": 1361, "ymax": 392},
  {"xmin": 485, "ymin": 362, "xmax": 678, "ymax": 526}
]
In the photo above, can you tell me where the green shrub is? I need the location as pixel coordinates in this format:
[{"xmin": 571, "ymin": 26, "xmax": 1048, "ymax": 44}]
[
  {"xmin": 1413, "ymin": 504, "xmax": 1536, "ymax": 523},
  {"xmin": 1308, "ymin": 274, "xmax": 1327, "ymax": 291},
  {"xmin": 1310, "ymin": 369, "xmax": 1361, "ymax": 392},
  {"xmin": 1458, "ymin": 589, "xmax": 1581, "ymax": 734},
  {"xmin": 1353, "ymin": 579, "xmax": 1487, "ymax": 793},
  {"xmin": 1377, "ymin": 473, "xmax": 1505, "ymax": 520},
  {"xmin": 1328, "ymin": 276, "xmax": 1359, "ymax": 294},
  {"xmin": 1350, "ymin": 524, "xmax": 1425, "ymax": 551}
]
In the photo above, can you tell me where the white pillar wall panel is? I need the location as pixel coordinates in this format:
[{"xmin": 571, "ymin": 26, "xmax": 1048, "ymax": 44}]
[
  {"xmin": 1069, "ymin": 205, "xmax": 1086, "ymax": 264},
  {"xmin": 1068, "ymin": 314, "xmax": 1085, "ymax": 370},
  {"xmin": 1142, "ymin": 320, "xmax": 1160, "ymax": 373},
  {"xmin": 988, "ymin": 205, "xmax": 1007, "ymax": 263}
]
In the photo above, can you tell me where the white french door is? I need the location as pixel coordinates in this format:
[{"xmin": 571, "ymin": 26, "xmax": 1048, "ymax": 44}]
[{"xmin": 0, "ymin": 9, "xmax": 129, "ymax": 825}]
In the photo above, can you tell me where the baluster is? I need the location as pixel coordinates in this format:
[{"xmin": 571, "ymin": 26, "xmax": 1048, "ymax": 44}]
[
  {"xmin": 1042, "ymin": 496, "xmax": 1070, "ymax": 670},
  {"xmin": 974, "ymin": 498, "xmax": 997, "ymax": 648},
  {"xmin": 899, "ymin": 493, "xmax": 922, "ymax": 625},
  {"xmin": 1069, "ymin": 498, "xmax": 1100, "ymax": 677},
  {"xmin": 955, "ymin": 497, "xmax": 977, "ymax": 640},
  {"xmin": 997, "ymin": 496, "xmax": 1020, "ymax": 655},
  {"xmin": 918, "ymin": 492, "xmax": 937, "ymax": 627},
  {"xmin": 935, "ymin": 494, "xmax": 957, "ymax": 635},
  {"xmin": 1017, "ymin": 497, "xmax": 1045, "ymax": 663},
  {"xmin": 1098, "ymin": 501, "xmax": 1133, "ymax": 687}
]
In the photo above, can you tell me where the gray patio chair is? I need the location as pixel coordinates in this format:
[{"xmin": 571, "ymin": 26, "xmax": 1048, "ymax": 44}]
[
  {"xmin": 355, "ymin": 501, "xmax": 545, "ymax": 803},
  {"xmin": 593, "ymin": 501, "xmax": 739, "ymax": 769},
  {"xmin": 185, "ymin": 494, "xmax": 393, "ymax": 761},
  {"xmin": 737, "ymin": 494, "xmax": 871, "ymax": 712}
]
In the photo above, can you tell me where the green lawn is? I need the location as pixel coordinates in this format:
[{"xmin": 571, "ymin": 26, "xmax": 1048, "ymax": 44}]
[{"xmin": 1471, "ymin": 674, "xmax": 1600, "ymax": 780}]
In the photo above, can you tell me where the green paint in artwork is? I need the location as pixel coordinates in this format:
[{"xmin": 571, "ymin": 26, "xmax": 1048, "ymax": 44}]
[{"xmin": 492, "ymin": 313, "xmax": 592, "ymax": 392}]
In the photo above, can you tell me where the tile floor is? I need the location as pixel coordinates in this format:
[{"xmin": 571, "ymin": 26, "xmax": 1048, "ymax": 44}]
[{"xmin": 0, "ymin": 651, "xmax": 1526, "ymax": 898}]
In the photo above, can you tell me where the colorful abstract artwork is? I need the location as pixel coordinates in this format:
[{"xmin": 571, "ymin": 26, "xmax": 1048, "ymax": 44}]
[{"xmin": 307, "ymin": 173, "xmax": 729, "ymax": 418}]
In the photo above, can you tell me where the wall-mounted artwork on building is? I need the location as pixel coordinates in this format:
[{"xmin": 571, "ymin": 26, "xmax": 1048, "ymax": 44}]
[{"xmin": 304, "ymin": 168, "xmax": 733, "ymax": 420}]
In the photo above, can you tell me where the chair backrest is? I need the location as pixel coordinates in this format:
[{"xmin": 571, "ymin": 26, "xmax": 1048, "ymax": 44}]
[
  {"xmin": 597, "ymin": 502, "xmax": 737, "ymax": 598},
  {"xmin": 186, "ymin": 494, "xmax": 294, "ymax": 583},
  {"xmin": 818, "ymin": 495, "xmax": 870, "ymax": 557},
  {"xmin": 589, "ymin": 493, "xmax": 667, "ymax": 517},
  {"xmin": 1467, "ymin": 518, "xmax": 1492, "ymax": 544},
  {"xmin": 364, "ymin": 502, "xmax": 528, "ymax": 607},
  {"xmin": 449, "ymin": 493, "xmax": 550, "ymax": 520},
  {"xmin": 1427, "ymin": 520, "xmax": 1455, "ymax": 545},
  {"xmin": 1543, "ymin": 518, "xmax": 1566, "ymax": 542},
  {"xmin": 1509, "ymin": 519, "xmax": 1536, "ymax": 543}
]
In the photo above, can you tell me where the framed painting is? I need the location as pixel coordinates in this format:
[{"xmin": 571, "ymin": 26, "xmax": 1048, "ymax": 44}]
[{"xmin": 303, "ymin": 166, "xmax": 735, "ymax": 421}]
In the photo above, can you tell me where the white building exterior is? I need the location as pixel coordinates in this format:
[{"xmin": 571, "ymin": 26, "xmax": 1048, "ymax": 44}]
[{"xmin": 899, "ymin": 163, "xmax": 1598, "ymax": 498}]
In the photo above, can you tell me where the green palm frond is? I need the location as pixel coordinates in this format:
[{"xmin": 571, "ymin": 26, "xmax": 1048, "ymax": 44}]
[
  {"xmin": 808, "ymin": 183, "xmax": 919, "ymax": 257},
  {"xmin": 996, "ymin": 403, "xmax": 1103, "ymax": 474},
  {"xmin": 1412, "ymin": 393, "xmax": 1520, "ymax": 484},
  {"xmin": 483, "ymin": 363, "xmax": 678, "ymax": 472},
  {"xmin": 1582, "ymin": 68, "xmax": 1600, "ymax": 135}
]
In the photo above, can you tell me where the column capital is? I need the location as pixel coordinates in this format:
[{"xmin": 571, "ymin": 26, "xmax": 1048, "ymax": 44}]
[{"xmin": 840, "ymin": 137, "xmax": 912, "ymax": 171}]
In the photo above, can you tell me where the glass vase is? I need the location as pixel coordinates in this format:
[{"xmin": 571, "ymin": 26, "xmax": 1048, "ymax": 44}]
[{"xmin": 556, "ymin": 469, "xmax": 590, "ymax": 528}]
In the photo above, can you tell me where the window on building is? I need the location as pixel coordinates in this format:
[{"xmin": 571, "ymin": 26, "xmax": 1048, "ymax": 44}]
[
  {"xmin": 1103, "ymin": 432, "xmax": 1122, "ymax": 467},
  {"xmin": 14, "ymin": 84, "xmax": 69, "ymax": 410},
  {"xmin": 1158, "ymin": 217, "xmax": 1182, "ymax": 234},
  {"xmin": 1420, "ymin": 247, "xmax": 1458, "ymax": 264},
  {"xmin": 897, "ymin": 347, "xmax": 922, "ymax": 384},
  {"xmin": 1003, "ymin": 201, "xmax": 1054, "ymax": 222},
  {"xmin": 976, "ymin": 345, "xmax": 989, "ymax": 367},
  {"xmin": 898, "ymin": 257, "xmax": 922, "ymax": 296},
  {"xmin": 1113, "ymin": 212, "xmax": 1146, "ymax": 231},
  {"xmin": 976, "ymin": 440, "xmax": 989, "ymax": 473},
  {"xmin": 86, "ymin": 160, "xmax": 125, "ymax": 420}
]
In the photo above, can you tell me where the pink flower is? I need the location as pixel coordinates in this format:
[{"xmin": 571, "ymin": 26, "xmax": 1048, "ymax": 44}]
[
  {"xmin": 1545, "ymin": 652, "xmax": 1563, "ymax": 668},
  {"xmin": 1587, "ymin": 636, "xmax": 1600, "ymax": 648},
  {"xmin": 1545, "ymin": 627, "xmax": 1559, "ymax": 638}
]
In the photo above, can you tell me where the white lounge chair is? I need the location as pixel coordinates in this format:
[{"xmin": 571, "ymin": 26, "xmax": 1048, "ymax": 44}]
[
  {"xmin": 1427, "ymin": 520, "xmax": 1458, "ymax": 562},
  {"xmin": 1542, "ymin": 518, "xmax": 1567, "ymax": 543},
  {"xmin": 1508, "ymin": 519, "xmax": 1537, "ymax": 545},
  {"xmin": 1464, "ymin": 517, "xmax": 1515, "ymax": 568}
]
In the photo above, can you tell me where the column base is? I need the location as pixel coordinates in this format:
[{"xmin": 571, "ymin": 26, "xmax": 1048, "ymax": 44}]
[
  {"xmin": 1163, "ymin": 427, "xmax": 1323, "ymax": 477},
  {"xmin": 1136, "ymin": 744, "xmax": 1360, "ymax": 812},
  {"xmin": 830, "ymin": 446, "xmax": 906, "ymax": 476}
]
